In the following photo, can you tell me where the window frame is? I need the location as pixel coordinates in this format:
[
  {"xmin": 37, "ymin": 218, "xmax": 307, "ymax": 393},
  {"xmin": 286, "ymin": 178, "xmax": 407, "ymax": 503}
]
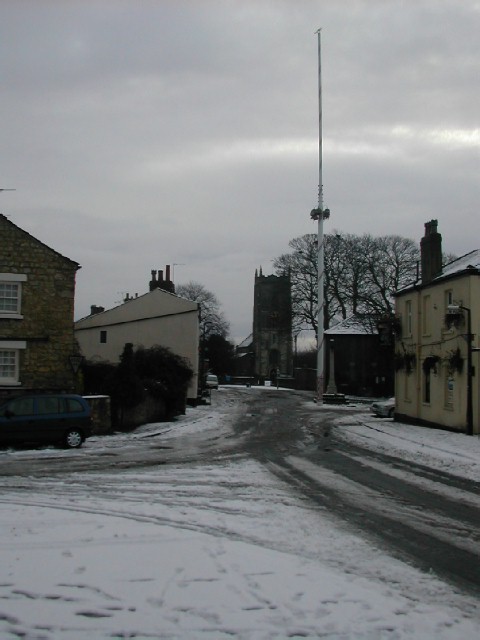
[
  {"xmin": 0, "ymin": 341, "xmax": 26, "ymax": 386},
  {"xmin": 405, "ymin": 300, "xmax": 413, "ymax": 337},
  {"xmin": 0, "ymin": 273, "xmax": 27, "ymax": 319},
  {"xmin": 445, "ymin": 289, "xmax": 453, "ymax": 310},
  {"xmin": 422, "ymin": 294, "xmax": 431, "ymax": 336}
]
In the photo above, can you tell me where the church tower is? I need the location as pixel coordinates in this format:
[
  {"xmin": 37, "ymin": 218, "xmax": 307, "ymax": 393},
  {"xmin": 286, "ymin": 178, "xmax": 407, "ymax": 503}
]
[{"xmin": 253, "ymin": 268, "xmax": 293, "ymax": 381}]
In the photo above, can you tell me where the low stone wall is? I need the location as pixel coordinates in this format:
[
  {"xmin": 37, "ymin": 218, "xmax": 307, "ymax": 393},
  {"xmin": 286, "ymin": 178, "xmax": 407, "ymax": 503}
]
[
  {"xmin": 119, "ymin": 395, "xmax": 167, "ymax": 430},
  {"xmin": 83, "ymin": 395, "xmax": 112, "ymax": 435}
]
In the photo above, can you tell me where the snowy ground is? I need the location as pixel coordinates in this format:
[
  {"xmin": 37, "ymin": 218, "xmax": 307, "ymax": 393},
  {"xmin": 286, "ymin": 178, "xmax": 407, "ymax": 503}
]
[{"xmin": 1, "ymin": 387, "xmax": 479, "ymax": 639}]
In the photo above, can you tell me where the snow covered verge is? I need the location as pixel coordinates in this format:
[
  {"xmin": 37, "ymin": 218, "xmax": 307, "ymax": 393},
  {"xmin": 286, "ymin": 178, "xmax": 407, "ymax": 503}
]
[
  {"xmin": 327, "ymin": 402, "xmax": 480, "ymax": 482},
  {"xmin": 0, "ymin": 388, "xmax": 479, "ymax": 639}
]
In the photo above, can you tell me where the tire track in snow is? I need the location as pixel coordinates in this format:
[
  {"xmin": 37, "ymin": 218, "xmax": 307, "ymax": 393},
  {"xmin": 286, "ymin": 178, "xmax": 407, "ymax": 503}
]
[{"xmin": 261, "ymin": 454, "xmax": 480, "ymax": 596}]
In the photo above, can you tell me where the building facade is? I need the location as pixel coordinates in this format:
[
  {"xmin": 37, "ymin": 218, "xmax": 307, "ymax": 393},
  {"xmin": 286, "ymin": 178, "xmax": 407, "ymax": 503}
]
[
  {"xmin": 394, "ymin": 221, "xmax": 480, "ymax": 435},
  {"xmin": 325, "ymin": 316, "xmax": 394, "ymax": 397},
  {"xmin": 75, "ymin": 272, "xmax": 200, "ymax": 402},
  {"xmin": 0, "ymin": 214, "xmax": 81, "ymax": 396}
]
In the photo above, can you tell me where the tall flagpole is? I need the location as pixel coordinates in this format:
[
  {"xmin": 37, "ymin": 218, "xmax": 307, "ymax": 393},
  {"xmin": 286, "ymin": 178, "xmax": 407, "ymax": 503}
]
[{"xmin": 310, "ymin": 29, "xmax": 330, "ymax": 403}]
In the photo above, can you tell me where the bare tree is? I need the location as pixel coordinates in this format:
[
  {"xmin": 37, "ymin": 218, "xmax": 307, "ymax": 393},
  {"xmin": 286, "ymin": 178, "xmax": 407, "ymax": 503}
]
[
  {"xmin": 176, "ymin": 281, "xmax": 230, "ymax": 338},
  {"xmin": 274, "ymin": 232, "xmax": 421, "ymax": 334},
  {"xmin": 359, "ymin": 234, "xmax": 420, "ymax": 318},
  {"xmin": 273, "ymin": 234, "xmax": 318, "ymax": 335},
  {"xmin": 325, "ymin": 232, "xmax": 370, "ymax": 319}
]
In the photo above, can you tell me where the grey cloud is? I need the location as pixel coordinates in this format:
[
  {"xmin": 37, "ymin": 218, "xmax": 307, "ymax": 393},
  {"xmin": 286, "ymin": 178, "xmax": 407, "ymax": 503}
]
[{"xmin": 1, "ymin": 0, "xmax": 479, "ymax": 341}]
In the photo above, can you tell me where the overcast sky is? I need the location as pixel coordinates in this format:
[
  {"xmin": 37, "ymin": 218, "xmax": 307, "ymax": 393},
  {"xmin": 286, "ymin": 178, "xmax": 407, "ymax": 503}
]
[{"xmin": 1, "ymin": 0, "xmax": 479, "ymax": 342}]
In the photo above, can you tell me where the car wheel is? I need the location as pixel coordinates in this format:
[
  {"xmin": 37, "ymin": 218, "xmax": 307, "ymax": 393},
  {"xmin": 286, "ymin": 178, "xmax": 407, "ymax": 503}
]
[{"xmin": 64, "ymin": 429, "xmax": 83, "ymax": 448}]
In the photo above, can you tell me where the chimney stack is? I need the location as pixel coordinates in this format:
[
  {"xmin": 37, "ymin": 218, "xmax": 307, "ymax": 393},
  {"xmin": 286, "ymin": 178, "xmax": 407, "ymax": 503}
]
[
  {"xmin": 420, "ymin": 220, "xmax": 442, "ymax": 284},
  {"xmin": 149, "ymin": 270, "xmax": 157, "ymax": 292},
  {"xmin": 148, "ymin": 265, "xmax": 175, "ymax": 294},
  {"xmin": 90, "ymin": 305, "xmax": 105, "ymax": 316}
]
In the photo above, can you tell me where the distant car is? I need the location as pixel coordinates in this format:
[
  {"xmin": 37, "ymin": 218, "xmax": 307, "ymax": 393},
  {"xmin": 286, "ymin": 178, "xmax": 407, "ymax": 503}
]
[
  {"xmin": 205, "ymin": 374, "xmax": 219, "ymax": 390},
  {"xmin": 0, "ymin": 394, "xmax": 93, "ymax": 449},
  {"xmin": 371, "ymin": 397, "xmax": 395, "ymax": 418}
]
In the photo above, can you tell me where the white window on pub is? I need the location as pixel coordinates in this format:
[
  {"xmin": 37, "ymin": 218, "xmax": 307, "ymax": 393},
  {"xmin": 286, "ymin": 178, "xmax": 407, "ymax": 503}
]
[
  {"xmin": 405, "ymin": 300, "xmax": 413, "ymax": 336},
  {"xmin": 422, "ymin": 295, "xmax": 431, "ymax": 336},
  {"xmin": 445, "ymin": 289, "xmax": 453, "ymax": 310}
]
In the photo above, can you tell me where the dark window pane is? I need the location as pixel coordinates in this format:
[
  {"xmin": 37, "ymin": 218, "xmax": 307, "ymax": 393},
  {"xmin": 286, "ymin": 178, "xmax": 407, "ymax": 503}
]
[
  {"xmin": 66, "ymin": 398, "xmax": 83, "ymax": 413},
  {"xmin": 37, "ymin": 397, "xmax": 63, "ymax": 414},
  {"xmin": 8, "ymin": 397, "xmax": 34, "ymax": 416}
]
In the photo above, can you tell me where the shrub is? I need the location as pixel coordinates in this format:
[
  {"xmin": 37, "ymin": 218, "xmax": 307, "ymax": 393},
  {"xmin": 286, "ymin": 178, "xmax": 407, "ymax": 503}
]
[{"xmin": 83, "ymin": 344, "xmax": 194, "ymax": 427}]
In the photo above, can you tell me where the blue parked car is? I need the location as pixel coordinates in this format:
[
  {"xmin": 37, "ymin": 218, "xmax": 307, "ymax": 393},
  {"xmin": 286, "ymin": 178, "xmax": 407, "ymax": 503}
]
[{"xmin": 0, "ymin": 394, "xmax": 93, "ymax": 449}]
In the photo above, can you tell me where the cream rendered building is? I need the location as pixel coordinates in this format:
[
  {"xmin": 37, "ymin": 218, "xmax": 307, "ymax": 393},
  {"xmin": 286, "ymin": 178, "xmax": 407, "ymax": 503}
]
[
  {"xmin": 75, "ymin": 282, "xmax": 200, "ymax": 402},
  {"xmin": 394, "ymin": 221, "xmax": 480, "ymax": 435}
]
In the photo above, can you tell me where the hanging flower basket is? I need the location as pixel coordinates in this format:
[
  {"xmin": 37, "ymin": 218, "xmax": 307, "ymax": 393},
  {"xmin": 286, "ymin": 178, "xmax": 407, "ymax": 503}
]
[
  {"xmin": 446, "ymin": 348, "xmax": 464, "ymax": 374},
  {"xmin": 444, "ymin": 310, "xmax": 464, "ymax": 330},
  {"xmin": 423, "ymin": 355, "xmax": 440, "ymax": 375},
  {"xmin": 405, "ymin": 353, "xmax": 416, "ymax": 375},
  {"xmin": 394, "ymin": 352, "xmax": 405, "ymax": 371},
  {"xmin": 394, "ymin": 351, "xmax": 416, "ymax": 374}
]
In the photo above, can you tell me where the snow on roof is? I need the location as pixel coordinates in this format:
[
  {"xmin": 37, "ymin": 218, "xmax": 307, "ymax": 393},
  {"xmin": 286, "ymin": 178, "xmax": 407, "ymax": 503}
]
[
  {"xmin": 396, "ymin": 248, "xmax": 480, "ymax": 296},
  {"xmin": 435, "ymin": 249, "xmax": 480, "ymax": 280},
  {"xmin": 325, "ymin": 315, "xmax": 378, "ymax": 336},
  {"xmin": 236, "ymin": 333, "xmax": 253, "ymax": 349}
]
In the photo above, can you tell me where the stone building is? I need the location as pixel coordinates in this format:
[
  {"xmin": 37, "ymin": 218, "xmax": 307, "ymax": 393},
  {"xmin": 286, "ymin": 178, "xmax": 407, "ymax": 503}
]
[
  {"xmin": 0, "ymin": 214, "xmax": 81, "ymax": 396},
  {"xmin": 252, "ymin": 269, "xmax": 293, "ymax": 381}
]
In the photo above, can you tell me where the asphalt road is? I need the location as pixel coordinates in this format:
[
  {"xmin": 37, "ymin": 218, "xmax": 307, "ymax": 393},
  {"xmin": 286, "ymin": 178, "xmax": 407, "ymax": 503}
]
[{"xmin": 1, "ymin": 386, "xmax": 479, "ymax": 597}]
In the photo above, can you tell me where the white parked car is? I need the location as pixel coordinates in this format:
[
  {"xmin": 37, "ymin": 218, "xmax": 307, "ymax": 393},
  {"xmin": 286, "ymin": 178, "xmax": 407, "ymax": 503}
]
[
  {"xmin": 371, "ymin": 397, "xmax": 395, "ymax": 418},
  {"xmin": 205, "ymin": 374, "xmax": 219, "ymax": 390}
]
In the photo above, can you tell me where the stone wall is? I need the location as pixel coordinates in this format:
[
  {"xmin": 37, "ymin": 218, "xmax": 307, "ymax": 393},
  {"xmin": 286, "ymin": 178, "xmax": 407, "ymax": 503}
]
[{"xmin": 0, "ymin": 214, "xmax": 81, "ymax": 393}]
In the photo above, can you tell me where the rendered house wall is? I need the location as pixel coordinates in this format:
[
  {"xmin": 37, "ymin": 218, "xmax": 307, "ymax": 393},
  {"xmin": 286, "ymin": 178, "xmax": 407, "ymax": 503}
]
[
  {"xmin": 75, "ymin": 289, "xmax": 200, "ymax": 401},
  {"xmin": 395, "ymin": 273, "xmax": 480, "ymax": 435}
]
